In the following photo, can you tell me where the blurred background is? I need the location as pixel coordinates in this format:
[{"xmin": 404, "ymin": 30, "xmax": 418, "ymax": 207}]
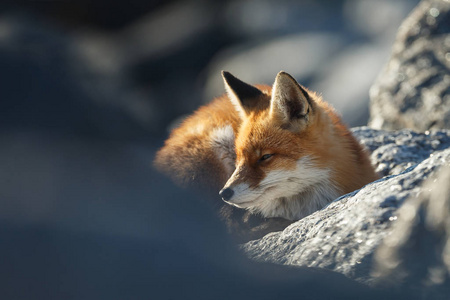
[
  {"xmin": 0, "ymin": 0, "xmax": 420, "ymax": 139},
  {"xmin": 0, "ymin": 0, "xmax": 421, "ymax": 299}
]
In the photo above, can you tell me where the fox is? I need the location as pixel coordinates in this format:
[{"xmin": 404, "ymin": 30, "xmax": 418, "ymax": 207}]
[{"xmin": 154, "ymin": 71, "xmax": 378, "ymax": 222}]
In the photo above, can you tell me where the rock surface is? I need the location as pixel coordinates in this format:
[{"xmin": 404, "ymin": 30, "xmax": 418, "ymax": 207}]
[
  {"xmin": 369, "ymin": 0, "xmax": 450, "ymax": 131},
  {"xmin": 354, "ymin": 127, "xmax": 450, "ymax": 176},
  {"xmin": 373, "ymin": 165, "xmax": 450, "ymax": 299},
  {"xmin": 242, "ymin": 128, "xmax": 450, "ymax": 293}
]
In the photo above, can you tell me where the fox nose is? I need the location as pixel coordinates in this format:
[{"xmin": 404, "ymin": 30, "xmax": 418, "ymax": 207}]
[{"xmin": 219, "ymin": 187, "xmax": 234, "ymax": 201}]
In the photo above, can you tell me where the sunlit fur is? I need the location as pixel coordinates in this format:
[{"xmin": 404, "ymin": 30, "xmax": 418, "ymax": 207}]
[
  {"xmin": 154, "ymin": 71, "xmax": 379, "ymax": 219},
  {"xmin": 223, "ymin": 157, "xmax": 340, "ymax": 220}
]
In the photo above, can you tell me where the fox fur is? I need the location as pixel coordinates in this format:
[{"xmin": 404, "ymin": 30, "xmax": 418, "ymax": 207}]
[{"xmin": 154, "ymin": 71, "xmax": 378, "ymax": 221}]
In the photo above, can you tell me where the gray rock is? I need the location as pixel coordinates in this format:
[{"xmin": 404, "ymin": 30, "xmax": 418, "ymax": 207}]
[
  {"xmin": 242, "ymin": 128, "xmax": 450, "ymax": 290},
  {"xmin": 369, "ymin": 0, "xmax": 450, "ymax": 131},
  {"xmin": 353, "ymin": 127, "xmax": 450, "ymax": 176},
  {"xmin": 372, "ymin": 165, "xmax": 450, "ymax": 299}
]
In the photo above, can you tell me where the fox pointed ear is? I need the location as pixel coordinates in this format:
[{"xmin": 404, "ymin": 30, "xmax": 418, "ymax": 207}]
[
  {"xmin": 270, "ymin": 71, "xmax": 313, "ymax": 130},
  {"xmin": 222, "ymin": 71, "xmax": 263, "ymax": 118}
]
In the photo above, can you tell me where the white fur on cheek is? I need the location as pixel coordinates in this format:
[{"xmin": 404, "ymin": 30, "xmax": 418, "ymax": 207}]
[
  {"xmin": 210, "ymin": 125, "xmax": 236, "ymax": 177},
  {"xmin": 246, "ymin": 156, "xmax": 340, "ymax": 220}
]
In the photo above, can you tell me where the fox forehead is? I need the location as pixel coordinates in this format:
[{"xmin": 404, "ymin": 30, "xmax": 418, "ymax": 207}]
[{"xmin": 235, "ymin": 113, "xmax": 304, "ymax": 161}]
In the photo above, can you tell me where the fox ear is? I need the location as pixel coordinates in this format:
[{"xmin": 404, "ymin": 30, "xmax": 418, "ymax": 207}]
[
  {"xmin": 222, "ymin": 71, "xmax": 263, "ymax": 119},
  {"xmin": 270, "ymin": 71, "xmax": 312, "ymax": 130}
]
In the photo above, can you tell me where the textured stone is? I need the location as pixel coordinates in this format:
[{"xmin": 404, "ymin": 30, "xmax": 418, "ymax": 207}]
[
  {"xmin": 373, "ymin": 165, "xmax": 450, "ymax": 299},
  {"xmin": 353, "ymin": 127, "xmax": 450, "ymax": 176},
  {"xmin": 242, "ymin": 129, "xmax": 450, "ymax": 290},
  {"xmin": 369, "ymin": 0, "xmax": 450, "ymax": 131}
]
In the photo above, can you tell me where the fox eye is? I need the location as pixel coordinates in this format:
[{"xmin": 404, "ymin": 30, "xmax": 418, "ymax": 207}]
[{"xmin": 258, "ymin": 154, "xmax": 273, "ymax": 162}]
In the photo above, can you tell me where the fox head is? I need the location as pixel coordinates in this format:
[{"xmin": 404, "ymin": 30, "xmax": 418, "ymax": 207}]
[{"xmin": 219, "ymin": 71, "xmax": 340, "ymax": 220}]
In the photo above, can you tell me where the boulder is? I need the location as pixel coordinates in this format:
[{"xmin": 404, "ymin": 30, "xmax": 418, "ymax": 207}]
[
  {"xmin": 369, "ymin": 0, "xmax": 450, "ymax": 131},
  {"xmin": 242, "ymin": 128, "xmax": 450, "ymax": 296},
  {"xmin": 373, "ymin": 165, "xmax": 450, "ymax": 298},
  {"xmin": 355, "ymin": 127, "xmax": 450, "ymax": 176}
]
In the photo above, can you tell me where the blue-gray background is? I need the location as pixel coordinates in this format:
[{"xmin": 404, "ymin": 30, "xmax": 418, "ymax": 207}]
[{"xmin": 0, "ymin": 1, "xmax": 420, "ymax": 299}]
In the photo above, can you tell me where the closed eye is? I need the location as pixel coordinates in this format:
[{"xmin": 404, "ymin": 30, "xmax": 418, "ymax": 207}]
[{"xmin": 258, "ymin": 154, "xmax": 273, "ymax": 162}]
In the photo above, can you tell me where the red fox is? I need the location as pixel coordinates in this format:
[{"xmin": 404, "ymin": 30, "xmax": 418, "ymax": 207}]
[{"xmin": 154, "ymin": 71, "xmax": 378, "ymax": 221}]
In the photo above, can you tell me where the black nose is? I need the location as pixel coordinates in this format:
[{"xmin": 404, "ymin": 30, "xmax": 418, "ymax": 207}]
[{"xmin": 219, "ymin": 188, "xmax": 234, "ymax": 201}]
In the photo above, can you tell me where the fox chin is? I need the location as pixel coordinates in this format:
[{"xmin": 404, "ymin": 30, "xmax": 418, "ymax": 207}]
[{"xmin": 154, "ymin": 70, "xmax": 379, "ymax": 221}]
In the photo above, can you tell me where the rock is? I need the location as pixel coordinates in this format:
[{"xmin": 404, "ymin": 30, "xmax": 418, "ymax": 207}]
[
  {"xmin": 369, "ymin": 0, "xmax": 450, "ymax": 131},
  {"xmin": 372, "ymin": 165, "xmax": 450, "ymax": 298},
  {"xmin": 242, "ymin": 128, "xmax": 450, "ymax": 294},
  {"xmin": 353, "ymin": 127, "xmax": 450, "ymax": 176}
]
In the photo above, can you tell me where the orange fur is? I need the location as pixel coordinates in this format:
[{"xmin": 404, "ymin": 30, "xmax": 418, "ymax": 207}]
[
  {"xmin": 232, "ymin": 91, "xmax": 378, "ymax": 194},
  {"xmin": 154, "ymin": 71, "xmax": 378, "ymax": 219},
  {"xmin": 154, "ymin": 95, "xmax": 240, "ymax": 193}
]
